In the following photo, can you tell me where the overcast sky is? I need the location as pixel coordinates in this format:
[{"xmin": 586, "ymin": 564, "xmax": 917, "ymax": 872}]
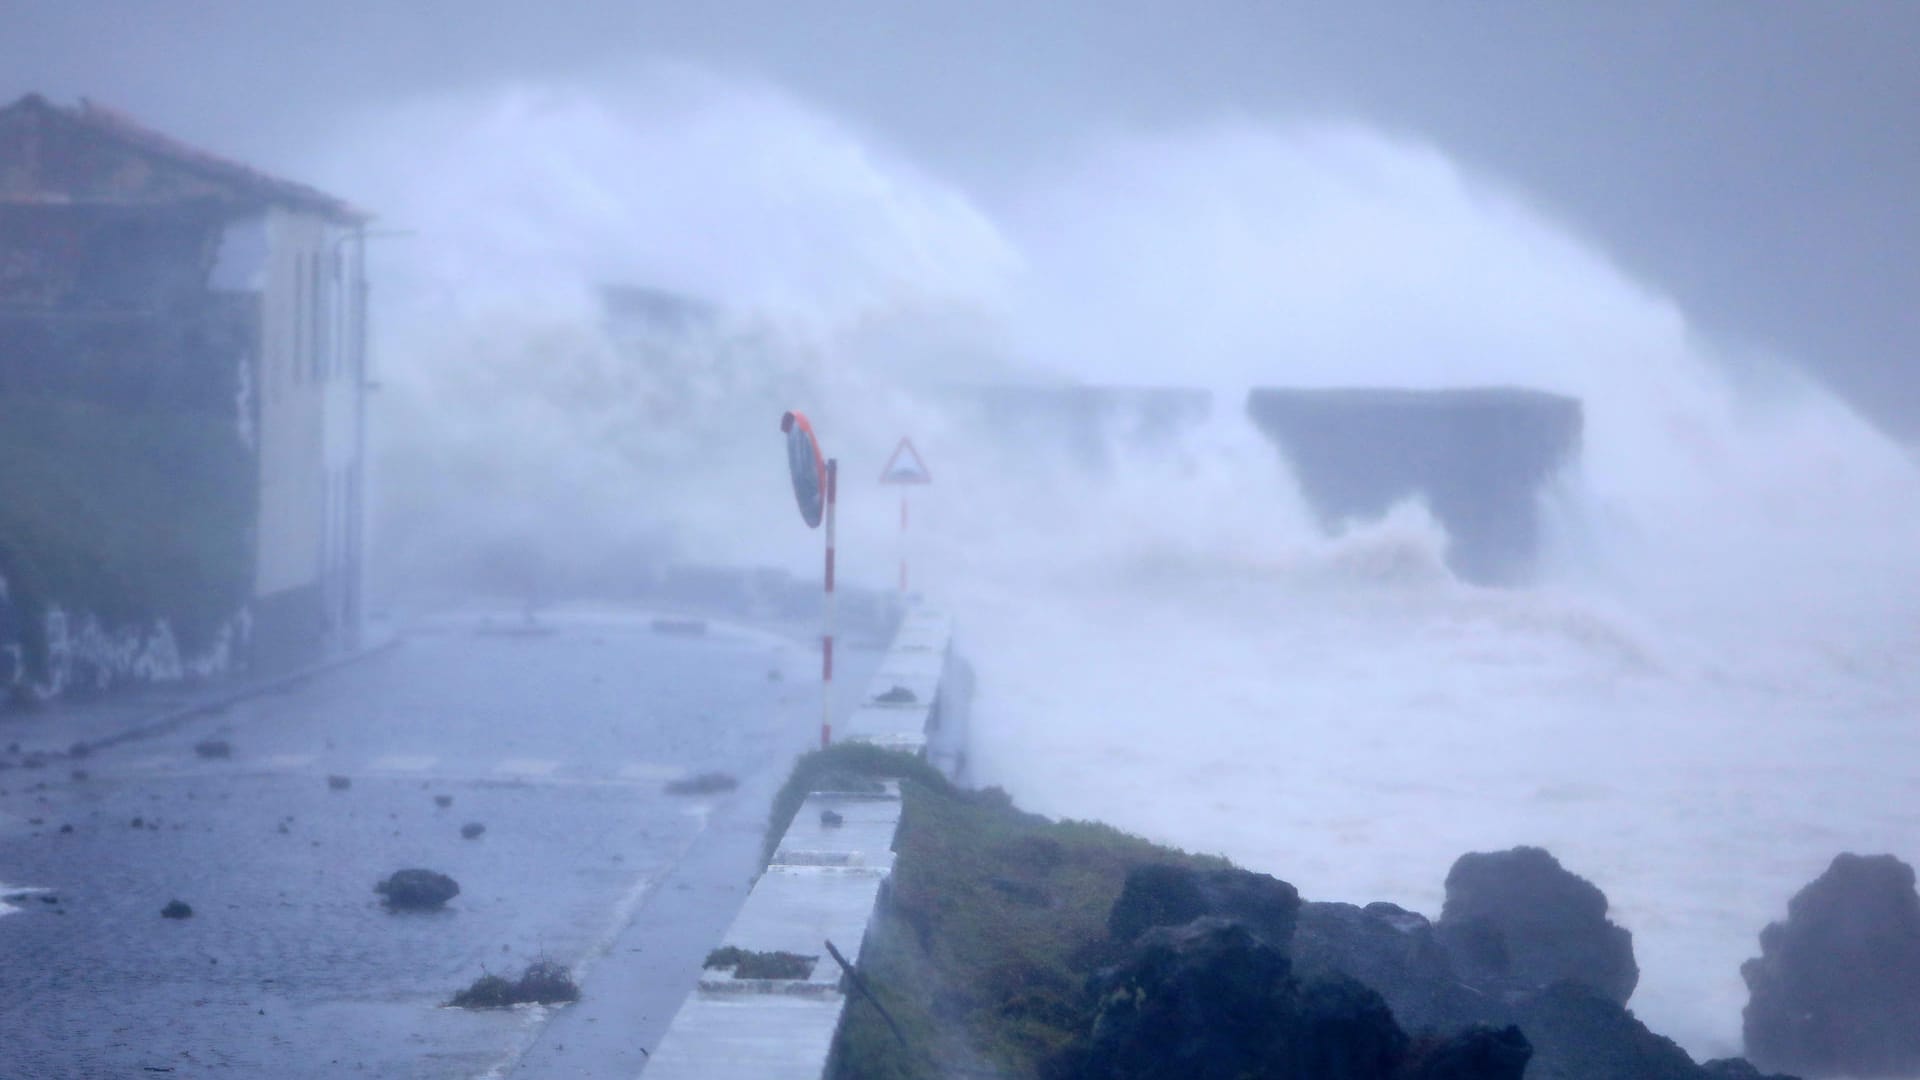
[{"xmin": 6, "ymin": 1, "xmax": 1916, "ymax": 436}]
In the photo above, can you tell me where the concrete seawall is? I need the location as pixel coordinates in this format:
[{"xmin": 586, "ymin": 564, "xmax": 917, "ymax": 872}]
[
  {"xmin": 935, "ymin": 382, "xmax": 1584, "ymax": 583},
  {"xmin": 642, "ymin": 605, "xmax": 966, "ymax": 1079},
  {"xmin": 1246, "ymin": 386, "xmax": 1583, "ymax": 583}
]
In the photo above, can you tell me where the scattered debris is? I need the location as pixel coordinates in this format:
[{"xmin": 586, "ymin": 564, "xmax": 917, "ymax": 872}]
[
  {"xmin": 703, "ymin": 946, "xmax": 818, "ymax": 980},
  {"xmin": 58, "ymin": 824, "xmax": 72, "ymax": 834},
  {"xmin": 326, "ymin": 775, "xmax": 351, "ymax": 791},
  {"xmin": 434, "ymin": 794, "xmax": 453, "ymax": 808},
  {"xmin": 450, "ymin": 973, "xmax": 516, "ymax": 1008},
  {"xmin": 449, "ymin": 959, "xmax": 582, "ymax": 1008},
  {"xmin": 513, "ymin": 959, "xmax": 583, "ymax": 1004},
  {"xmin": 873, "ymin": 685, "xmax": 918, "ymax": 705},
  {"xmin": 193, "ymin": 739, "xmax": 232, "ymax": 760},
  {"xmin": 650, "ymin": 616, "xmax": 707, "ymax": 637},
  {"xmin": 821, "ymin": 809, "xmax": 845, "ymax": 828},
  {"xmin": 130, "ymin": 816, "xmax": 144, "ymax": 829},
  {"xmin": 461, "ymin": 822, "xmax": 486, "ymax": 840},
  {"xmin": 665, "ymin": 771, "xmax": 738, "ymax": 796},
  {"xmin": 375, "ymin": 869, "xmax": 460, "ymax": 910},
  {"xmin": 161, "ymin": 900, "xmax": 193, "ymax": 919}
]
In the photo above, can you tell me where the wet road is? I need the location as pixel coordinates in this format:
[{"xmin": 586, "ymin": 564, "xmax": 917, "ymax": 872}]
[{"xmin": 0, "ymin": 611, "xmax": 875, "ymax": 1078}]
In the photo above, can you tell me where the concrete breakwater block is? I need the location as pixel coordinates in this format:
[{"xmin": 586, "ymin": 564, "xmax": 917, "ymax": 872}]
[{"xmin": 1246, "ymin": 386, "xmax": 1582, "ymax": 584}]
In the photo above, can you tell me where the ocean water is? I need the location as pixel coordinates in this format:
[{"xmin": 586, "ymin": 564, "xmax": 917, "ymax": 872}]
[
  {"xmin": 939, "ymin": 413, "xmax": 1920, "ymax": 1061},
  {"xmin": 321, "ymin": 72, "xmax": 1920, "ymax": 1062}
]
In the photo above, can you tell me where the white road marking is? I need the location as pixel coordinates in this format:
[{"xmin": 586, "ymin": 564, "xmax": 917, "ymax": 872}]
[
  {"xmin": 0, "ymin": 882, "xmax": 49, "ymax": 918},
  {"xmin": 494, "ymin": 758, "xmax": 559, "ymax": 778},
  {"xmin": 474, "ymin": 810, "xmax": 713, "ymax": 1080},
  {"xmin": 368, "ymin": 754, "xmax": 437, "ymax": 772}
]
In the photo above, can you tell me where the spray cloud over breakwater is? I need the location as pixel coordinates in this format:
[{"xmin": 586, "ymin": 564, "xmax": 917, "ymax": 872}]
[{"xmin": 317, "ymin": 72, "xmax": 1920, "ymax": 1061}]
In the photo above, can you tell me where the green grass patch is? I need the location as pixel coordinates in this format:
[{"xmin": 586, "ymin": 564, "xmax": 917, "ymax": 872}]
[
  {"xmin": 763, "ymin": 741, "xmax": 951, "ymax": 866},
  {"xmin": 0, "ymin": 395, "xmax": 251, "ymax": 676},
  {"xmin": 825, "ymin": 755, "xmax": 1228, "ymax": 1079}
]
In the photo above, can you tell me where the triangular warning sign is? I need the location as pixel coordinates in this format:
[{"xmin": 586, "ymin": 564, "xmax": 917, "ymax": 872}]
[{"xmin": 879, "ymin": 436, "xmax": 932, "ymax": 485}]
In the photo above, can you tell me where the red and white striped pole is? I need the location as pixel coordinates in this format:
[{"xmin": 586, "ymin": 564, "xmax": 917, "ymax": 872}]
[{"xmin": 821, "ymin": 459, "xmax": 838, "ymax": 748}]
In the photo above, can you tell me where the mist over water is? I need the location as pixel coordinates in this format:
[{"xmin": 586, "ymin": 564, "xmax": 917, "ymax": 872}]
[{"xmin": 320, "ymin": 71, "xmax": 1920, "ymax": 1060}]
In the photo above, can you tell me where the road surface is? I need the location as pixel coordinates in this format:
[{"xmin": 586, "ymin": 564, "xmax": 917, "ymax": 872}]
[{"xmin": 0, "ymin": 609, "xmax": 877, "ymax": 1078}]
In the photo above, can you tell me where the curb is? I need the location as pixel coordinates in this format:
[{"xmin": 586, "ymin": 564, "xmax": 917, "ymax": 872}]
[
  {"xmin": 643, "ymin": 605, "xmax": 964, "ymax": 1079},
  {"xmin": 74, "ymin": 631, "xmax": 407, "ymax": 756}
]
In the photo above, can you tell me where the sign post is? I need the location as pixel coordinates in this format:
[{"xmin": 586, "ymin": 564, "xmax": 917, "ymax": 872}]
[
  {"xmin": 878, "ymin": 437, "xmax": 931, "ymax": 594},
  {"xmin": 822, "ymin": 459, "xmax": 837, "ymax": 748},
  {"xmin": 780, "ymin": 411, "xmax": 836, "ymax": 748}
]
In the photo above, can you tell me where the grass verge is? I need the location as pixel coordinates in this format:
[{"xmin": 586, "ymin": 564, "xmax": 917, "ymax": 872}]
[{"xmin": 821, "ymin": 747, "xmax": 1226, "ymax": 1079}]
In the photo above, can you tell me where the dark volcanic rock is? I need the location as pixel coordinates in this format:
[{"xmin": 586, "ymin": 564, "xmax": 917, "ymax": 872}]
[
  {"xmin": 375, "ymin": 869, "xmax": 460, "ymax": 910},
  {"xmin": 1107, "ymin": 863, "xmax": 1301, "ymax": 949},
  {"xmin": 161, "ymin": 899, "xmax": 193, "ymax": 919},
  {"xmin": 1507, "ymin": 981, "xmax": 1699, "ymax": 1080},
  {"xmin": 460, "ymin": 822, "xmax": 485, "ymax": 840},
  {"xmin": 1287, "ymin": 881, "xmax": 1771, "ymax": 1080},
  {"xmin": 1402, "ymin": 1025, "xmax": 1532, "ymax": 1080},
  {"xmin": 1072, "ymin": 917, "xmax": 1403, "ymax": 1080},
  {"xmin": 1741, "ymin": 852, "xmax": 1920, "ymax": 1077},
  {"xmin": 1291, "ymin": 972, "xmax": 1411, "ymax": 1079},
  {"xmin": 1293, "ymin": 901, "xmax": 1489, "ymax": 1035},
  {"xmin": 1437, "ymin": 847, "xmax": 1638, "ymax": 1004},
  {"xmin": 326, "ymin": 774, "xmax": 351, "ymax": 791},
  {"xmin": 1698, "ymin": 1059, "xmax": 1801, "ymax": 1080}
]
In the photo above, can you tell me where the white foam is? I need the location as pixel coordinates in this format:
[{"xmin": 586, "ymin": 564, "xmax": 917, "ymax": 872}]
[{"xmin": 309, "ymin": 69, "xmax": 1920, "ymax": 1061}]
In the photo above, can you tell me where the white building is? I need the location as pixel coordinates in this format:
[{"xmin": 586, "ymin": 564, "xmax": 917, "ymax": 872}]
[{"xmin": 0, "ymin": 94, "xmax": 370, "ymax": 676}]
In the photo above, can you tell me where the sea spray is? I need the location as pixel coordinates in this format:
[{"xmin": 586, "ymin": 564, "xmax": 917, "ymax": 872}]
[{"xmin": 311, "ymin": 71, "xmax": 1920, "ymax": 1061}]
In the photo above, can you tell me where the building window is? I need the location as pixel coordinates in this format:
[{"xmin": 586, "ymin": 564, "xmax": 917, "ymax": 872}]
[
  {"xmin": 311, "ymin": 250, "xmax": 326, "ymax": 380},
  {"xmin": 292, "ymin": 256, "xmax": 306, "ymax": 385}
]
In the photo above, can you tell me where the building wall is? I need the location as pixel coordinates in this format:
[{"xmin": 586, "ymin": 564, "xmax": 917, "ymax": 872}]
[
  {"xmin": 0, "ymin": 95, "xmax": 370, "ymax": 684},
  {"xmin": 251, "ymin": 207, "xmax": 364, "ymax": 666}
]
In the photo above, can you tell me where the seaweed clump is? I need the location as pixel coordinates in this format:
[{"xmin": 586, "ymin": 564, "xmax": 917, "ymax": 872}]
[
  {"xmin": 704, "ymin": 946, "xmax": 819, "ymax": 981},
  {"xmin": 450, "ymin": 959, "xmax": 581, "ymax": 1008}
]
